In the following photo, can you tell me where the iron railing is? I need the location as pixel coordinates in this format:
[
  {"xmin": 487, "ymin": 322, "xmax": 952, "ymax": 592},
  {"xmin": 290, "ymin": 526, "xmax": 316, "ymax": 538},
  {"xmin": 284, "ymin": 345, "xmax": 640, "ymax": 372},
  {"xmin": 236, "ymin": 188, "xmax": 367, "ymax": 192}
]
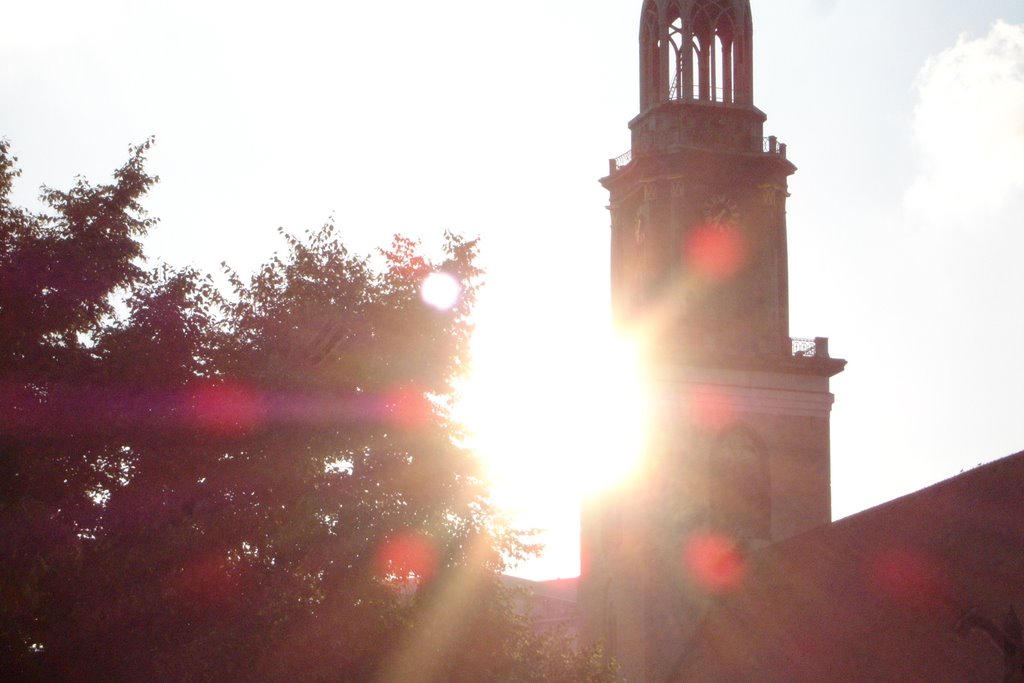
[
  {"xmin": 611, "ymin": 150, "xmax": 633, "ymax": 172},
  {"xmin": 669, "ymin": 83, "xmax": 733, "ymax": 104},
  {"xmin": 791, "ymin": 338, "xmax": 818, "ymax": 357}
]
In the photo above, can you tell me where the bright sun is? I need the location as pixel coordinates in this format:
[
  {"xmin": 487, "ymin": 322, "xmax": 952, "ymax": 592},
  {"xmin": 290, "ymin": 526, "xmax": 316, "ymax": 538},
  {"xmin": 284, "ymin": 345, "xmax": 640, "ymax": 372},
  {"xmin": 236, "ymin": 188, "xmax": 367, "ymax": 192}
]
[{"xmin": 454, "ymin": 319, "xmax": 650, "ymax": 577}]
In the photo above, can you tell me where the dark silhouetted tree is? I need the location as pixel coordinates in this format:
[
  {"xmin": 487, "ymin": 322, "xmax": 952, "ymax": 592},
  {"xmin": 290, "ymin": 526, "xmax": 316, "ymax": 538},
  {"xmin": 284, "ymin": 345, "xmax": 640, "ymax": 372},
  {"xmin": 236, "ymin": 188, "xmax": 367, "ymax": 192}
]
[{"xmin": 0, "ymin": 140, "xmax": 620, "ymax": 682}]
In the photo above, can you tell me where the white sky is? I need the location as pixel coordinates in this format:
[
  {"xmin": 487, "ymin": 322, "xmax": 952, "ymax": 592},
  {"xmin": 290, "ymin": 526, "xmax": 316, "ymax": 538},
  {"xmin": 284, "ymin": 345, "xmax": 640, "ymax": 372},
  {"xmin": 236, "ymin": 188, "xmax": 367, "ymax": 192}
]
[{"xmin": 3, "ymin": 0, "xmax": 1023, "ymax": 580}]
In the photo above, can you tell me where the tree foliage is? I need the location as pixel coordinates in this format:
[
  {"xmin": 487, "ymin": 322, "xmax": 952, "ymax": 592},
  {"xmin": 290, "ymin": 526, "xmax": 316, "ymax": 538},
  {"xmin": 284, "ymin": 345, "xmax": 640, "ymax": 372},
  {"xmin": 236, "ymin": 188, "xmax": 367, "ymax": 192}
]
[{"xmin": 0, "ymin": 140, "xmax": 619, "ymax": 682}]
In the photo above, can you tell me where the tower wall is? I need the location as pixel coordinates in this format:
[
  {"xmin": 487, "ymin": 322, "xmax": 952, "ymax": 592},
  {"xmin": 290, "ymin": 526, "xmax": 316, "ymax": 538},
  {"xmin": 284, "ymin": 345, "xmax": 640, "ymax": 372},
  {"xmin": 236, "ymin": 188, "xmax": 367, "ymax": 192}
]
[
  {"xmin": 582, "ymin": 366, "xmax": 837, "ymax": 682},
  {"xmin": 581, "ymin": 2, "xmax": 844, "ymax": 681}
]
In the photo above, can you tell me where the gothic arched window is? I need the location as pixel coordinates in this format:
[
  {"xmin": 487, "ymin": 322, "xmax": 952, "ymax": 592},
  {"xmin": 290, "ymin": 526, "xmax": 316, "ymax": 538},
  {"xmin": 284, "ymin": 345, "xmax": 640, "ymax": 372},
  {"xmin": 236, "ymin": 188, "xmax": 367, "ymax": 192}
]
[
  {"xmin": 666, "ymin": 2, "xmax": 686, "ymax": 100},
  {"xmin": 640, "ymin": 3, "xmax": 661, "ymax": 109},
  {"xmin": 709, "ymin": 427, "xmax": 771, "ymax": 540},
  {"xmin": 690, "ymin": 0, "xmax": 737, "ymax": 103}
]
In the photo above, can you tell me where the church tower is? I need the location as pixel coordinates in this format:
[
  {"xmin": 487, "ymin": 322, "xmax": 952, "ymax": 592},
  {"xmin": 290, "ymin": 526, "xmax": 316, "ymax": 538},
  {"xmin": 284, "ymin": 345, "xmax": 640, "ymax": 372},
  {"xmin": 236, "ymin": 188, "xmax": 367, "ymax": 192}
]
[{"xmin": 579, "ymin": 2, "xmax": 845, "ymax": 681}]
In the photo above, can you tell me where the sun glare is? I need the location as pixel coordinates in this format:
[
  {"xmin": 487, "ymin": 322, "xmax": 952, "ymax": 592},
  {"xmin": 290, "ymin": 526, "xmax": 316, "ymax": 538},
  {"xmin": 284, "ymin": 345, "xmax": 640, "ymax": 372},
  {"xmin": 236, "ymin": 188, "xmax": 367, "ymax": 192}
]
[{"xmin": 454, "ymin": 321, "xmax": 649, "ymax": 575}]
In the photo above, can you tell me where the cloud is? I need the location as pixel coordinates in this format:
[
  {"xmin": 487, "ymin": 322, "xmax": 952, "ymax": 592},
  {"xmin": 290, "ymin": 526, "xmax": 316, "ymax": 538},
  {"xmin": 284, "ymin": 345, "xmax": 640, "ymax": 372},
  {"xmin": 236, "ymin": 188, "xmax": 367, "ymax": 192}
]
[{"xmin": 906, "ymin": 20, "xmax": 1024, "ymax": 224}]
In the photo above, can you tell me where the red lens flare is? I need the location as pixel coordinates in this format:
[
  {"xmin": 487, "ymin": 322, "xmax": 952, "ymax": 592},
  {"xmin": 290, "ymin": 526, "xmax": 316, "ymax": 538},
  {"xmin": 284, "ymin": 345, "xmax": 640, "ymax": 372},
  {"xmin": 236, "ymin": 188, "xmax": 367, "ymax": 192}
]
[
  {"xmin": 171, "ymin": 554, "xmax": 238, "ymax": 607},
  {"xmin": 375, "ymin": 532, "xmax": 439, "ymax": 585},
  {"xmin": 683, "ymin": 223, "xmax": 747, "ymax": 281},
  {"xmin": 866, "ymin": 547, "xmax": 949, "ymax": 611},
  {"xmin": 684, "ymin": 532, "xmax": 747, "ymax": 593},
  {"xmin": 385, "ymin": 386, "xmax": 432, "ymax": 428},
  {"xmin": 685, "ymin": 384, "xmax": 738, "ymax": 433},
  {"xmin": 191, "ymin": 383, "xmax": 265, "ymax": 435}
]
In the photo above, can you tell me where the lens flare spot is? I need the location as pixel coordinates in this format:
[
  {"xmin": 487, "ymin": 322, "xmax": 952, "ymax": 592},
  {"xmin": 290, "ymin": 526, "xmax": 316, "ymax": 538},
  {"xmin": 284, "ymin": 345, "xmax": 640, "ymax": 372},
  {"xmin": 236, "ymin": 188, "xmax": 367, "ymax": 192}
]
[
  {"xmin": 421, "ymin": 272, "xmax": 461, "ymax": 310},
  {"xmin": 191, "ymin": 383, "xmax": 265, "ymax": 435},
  {"xmin": 685, "ymin": 384, "xmax": 738, "ymax": 433},
  {"xmin": 375, "ymin": 532, "xmax": 438, "ymax": 585},
  {"xmin": 684, "ymin": 532, "xmax": 747, "ymax": 593},
  {"xmin": 866, "ymin": 547, "xmax": 949, "ymax": 611},
  {"xmin": 385, "ymin": 386, "xmax": 432, "ymax": 428},
  {"xmin": 683, "ymin": 223, "xmax": 746, "ymax": 281},
  {"xmin": 171, "ymin": 554, "xmax": 237, "ymax": 606}
]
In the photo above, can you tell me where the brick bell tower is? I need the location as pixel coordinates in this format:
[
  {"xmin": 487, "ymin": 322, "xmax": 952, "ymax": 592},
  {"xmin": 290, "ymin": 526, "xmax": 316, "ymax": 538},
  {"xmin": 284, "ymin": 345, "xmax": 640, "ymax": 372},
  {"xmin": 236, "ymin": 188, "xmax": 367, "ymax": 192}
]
[{"xmin": 579, "ymin": 1, "xmax": 845, "ymax": 681}]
